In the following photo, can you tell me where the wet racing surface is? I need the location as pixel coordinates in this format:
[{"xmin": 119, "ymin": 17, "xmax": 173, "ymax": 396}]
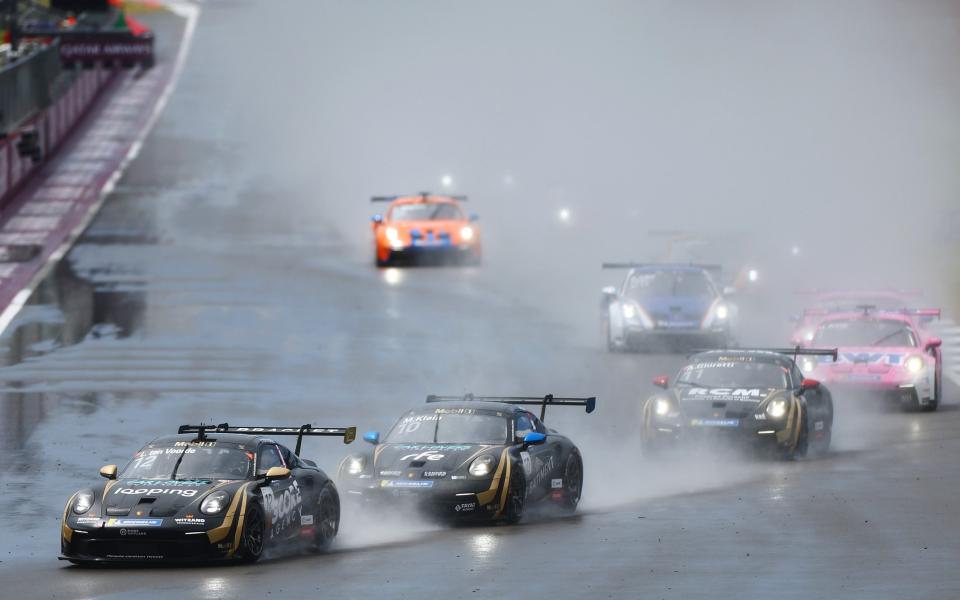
[{"xmin": 1, "ymin": 1, "xmax": 960, "ymax": 598}]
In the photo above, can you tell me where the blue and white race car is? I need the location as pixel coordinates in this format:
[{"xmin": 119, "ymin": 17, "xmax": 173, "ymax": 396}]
[{"xmin": 601, "ymin": 263, "xmax": 736, "ymax": 352}]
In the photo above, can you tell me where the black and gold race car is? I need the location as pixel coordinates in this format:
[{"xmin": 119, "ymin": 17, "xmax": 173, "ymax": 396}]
[
  {"xmin": 60, "ymin": 423, "xmax": 355, "ymax": 564},
  {"xmin": 641, "ymin": 349, "xmax": 836, "ymax": 459},
  {"xmin": 338, "ymin": 394, "xmax": 595, "ymax": 522}
]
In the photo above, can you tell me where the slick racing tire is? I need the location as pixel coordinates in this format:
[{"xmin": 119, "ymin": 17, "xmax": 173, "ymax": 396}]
[
  {"xmin": 922, "ymin": 372, "xmax": 941, "ymax": 412},
  {"xmin": 558, "ymin": 453, "xmax": 583, "ymax": 512},
  {"xmin": 603, "ymin": 318, "xmax": 619, "ymax": 353},
  {"xmin": 376, "ymin": 254, "xmax": 392, "ymax": 268},
  {"xmin": 312, "ymin": 484, "xmax": 340, "ymax": 552},
  {"xmin": 501, "ymin": 467, "xmax": 527, "ymax": 524},
  {"xmin": 238, "ymin": 503, "xmax": 266, "ymax": 563},
  {"xmin": 788, "ymin": 408, "xmax": 809, "ymax": 461}
]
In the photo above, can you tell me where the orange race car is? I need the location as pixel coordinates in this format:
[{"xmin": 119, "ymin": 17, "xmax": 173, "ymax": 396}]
[{"xmin": 370, "ymin": 193, "xmax": 482, "ymax": 267}]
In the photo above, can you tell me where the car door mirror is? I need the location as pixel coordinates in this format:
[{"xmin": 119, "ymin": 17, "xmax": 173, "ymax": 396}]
[
  {"xmin": 601, "ymin": 286, "xmax": 617, "ymax": 307},
  {"xmin": 99, "ymin": 464, "xmax": 117, "ymax": 480},
  {"xmin": 265, "ymin": 466, "xmax": 291, "ymax": 481},
  {"xmin": 522, "ymin": 432, "xmax": 546, "ymax": 448},
  {"xmin": 371, "ymin": 214, "xmax": 383, "ymax": 224},
  {"xmin": 800, "ymin": 378, "xmax": 820, "ymax": 393},
  {"xmin": 926, "ymin": 337, "xmax": 942, "ymax": 352},
  {"xmin": 300, "ymin": 458, "xmax": 318, "ymax": 468},
  {"xmin": 653, "ymin": 375, "xmax": 669, "ymax": 389},
  {"xmin": 363, "ymin": 431, "xmax": 380, "ymax": 445},
  {"xmin": 469, "ymin": 213, "xmax": 479, "ymax": 222}
]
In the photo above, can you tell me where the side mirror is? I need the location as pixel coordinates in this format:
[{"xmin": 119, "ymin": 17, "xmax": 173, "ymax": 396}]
[
  {"xmin": 301, "ymin": 458, "xmax": 318, "ymax": 468},
  {"xmin": 363, "ymin": 431, "xmax": 380, "ymax": 445},
  {"xmin": 469, "ymin": 213, "xmax": 479, "ymax": 222},
  {"xmin": 800, "ymin": 378, "xmax": 820, "ymax": 392},
  {"xmin": 601, "ymin": 286, "xmax": 617, "ymax": 308},
  {"xmin": 522, "ymin": 432, "xmax": 547, "ymax": 447},
  {"xmin": 265, "ymin": 466, "xmax": 291, "ymax": 481},
  {"xmin": 653, "ymin": 375, "xmax": 669, "ymax": 389},
  {"xmin": 371, "ymin": 214, "xmax": 383, "ymax": 224},
  {"xmin": 926, "ymin": 337, "xmax": 942, "ymax": 351},
  {"xmin": 99, "ymin": 464, "xmax": 117, "ymax": 480}
]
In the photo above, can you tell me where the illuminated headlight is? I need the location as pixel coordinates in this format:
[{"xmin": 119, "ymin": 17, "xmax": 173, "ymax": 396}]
[
  {"xmin": 622, "ymin": 304, "xmax": 637, "ymax": 320},
  {"xmin": 73, "ymin": 489, "xmax": 94, "ymax": 514},
  {"xmin": 385, "ymin": 227, "xmax": 400, "ymax": 242},
  {"xmin": 747, "ymin": 269, "xmax": 759, "ymax": 283},
  {"xmin": 654, "ymin": 398, "xmax": 671, "ymax": 416},
  {"xmin": 803, "ymin": 330, "xmax": 815, "ymax": 342},
  {"xmin": 800, "ymin": 357, "xmax": 817, "ymax": 373},
  {"xmin": 468, "ymin": 455, "xmax": 496, "ymax": 477},
  {"xmin": 904, "ymin": 355, "xmax": 925, "ymax": 374},
  {"xmin": 345, "ymin": 455, "xmax": 365, "ymax": 475},
  {"xmin": 200, "ymin": 490, "xmax": 230, "ymax": 515},
  {"xmin": 715, "ymin": 304, "xmax": 729, "ymax": 320},
  {"xmin": 460, "ymin": 226, "xmax": 474, "ymax": 241},
  {"xmin": 766, "ymin": 399, "xmax": 787, "ymax": 419}
]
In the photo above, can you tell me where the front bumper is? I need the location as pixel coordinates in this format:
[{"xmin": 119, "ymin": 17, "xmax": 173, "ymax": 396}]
[
  {"xmin": 385, "ymin": 243, "xmax": 479, "ymax": 264},
  {"xmin": 342, "ymin": 477, "xmax": 502, "ymax": 520},
  {"xmin": 621, "ymin": 326, "xmax": 730, "ymax": 350},
  {"xmin": 61, "ymin": 531, "xmax": 232, "ymax": 563},
  {"xmin": 646, "ymin": 415, "xmax": 792, "ymax": 452},
  {"xmin": 818, "ymin": 372, "xmax": 933, "ymax": 405}
]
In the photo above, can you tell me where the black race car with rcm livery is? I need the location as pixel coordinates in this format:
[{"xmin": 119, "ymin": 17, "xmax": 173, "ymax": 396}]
[
  {"xmin": 641, "ymin": 349, "xmax": 836, "ymax": 459},
  {"xmin": 60, "ymin": 423, "xmax": 355, "ymax": 564},
  {"xmin": 338, "ymin": 394, "xmax": 594, "ymax": 522}
]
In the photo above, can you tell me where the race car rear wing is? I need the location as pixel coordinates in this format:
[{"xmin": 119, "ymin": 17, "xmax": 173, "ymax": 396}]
[
  {"xmin": 371, "ymin": 192, "xmax": 468, "ymax": 202},
  {"xmin": 803, "ymin": 306, "xmax": 941, "ymax": 320},
  {"xmin": 178, "ymin": 423, "xmax": 357, "ymax": 454},
  {"xmin": 426, "ymin": 393, "xmax": 596, "ymax": 421},
  {"xmin": 689, "ymin": 347, "xmax": 838, "ymax": 362},
  {"xmin": 601, "ymin": 262, "xmax": 722, "ymax": 272}
]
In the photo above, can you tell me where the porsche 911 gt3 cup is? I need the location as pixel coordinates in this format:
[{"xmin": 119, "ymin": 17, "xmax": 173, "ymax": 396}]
[
  {"xmin": 601, "ymin": 263, "xmax": 735, "ymax": 352},
  {"xmin": 641, "ymin": 348, "xmax": 836, "ymax": 459},
  {"xmin": 60, "ymin": 423, "xmax": 355, "ymax": 564},
  {"xmin": 338, "ymin": 394, "xmax": 594, "ymax": 523},
  {"xmin": 798, "ymin": 307, "xmax": 943, "ymax": 411}
]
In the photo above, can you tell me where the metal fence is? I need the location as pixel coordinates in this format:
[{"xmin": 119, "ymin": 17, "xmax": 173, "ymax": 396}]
[{"xmin": 0, "ymin": 42, "xmax": 63, "ymax": 136}]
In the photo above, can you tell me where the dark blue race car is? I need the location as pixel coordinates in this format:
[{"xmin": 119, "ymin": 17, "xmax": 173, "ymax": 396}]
[{"xmin": 601, "ymin": 263, "xmax": 736, "ymax": 352}]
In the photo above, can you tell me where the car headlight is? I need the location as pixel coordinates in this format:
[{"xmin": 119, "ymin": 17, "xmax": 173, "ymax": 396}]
[
  {"xmin": 654, "ymin": 398, "xmax": 672, "ymax": 416},
  {"xmin": 766, "ymin": 399, "xmax": 787, "ymax": 419},
  {"xmin": 468, "ymin": 455, "xmax": 496, "ymax": 477},
  {"xmin": 715, "ymin": 304, "xmax": 729, "ymax": 320},
  {"xmin": 200, "ymin": 490, "xmax": 230, "ymax": 515},
  {"xmin": 73, "ymin": 489, "xmax": 94, "ymax": 514},
  {"xmin": 345, "ymin": 455, "xmax": 365, "ymax": 475},
  {"xmin": 460, "ymin": 226, "xmax": 474, "ymax": 241},
  {"xmin": 803, "ymin": 330, "xmax": 815, "ymax": 342},
  {"xmin": 747, "ymin": 269, "xmax": 759, "ymax": 283},
  {"xmin": 622, "ymin": 304, "xmax": 637, "ymax": 320},
  {"xmin": 385, "ymin": 227, "xmax": 400, "ymax": 242},
  {"xmin": 904, "ymin": 355, "xmax": 925, "ymax": 374}
]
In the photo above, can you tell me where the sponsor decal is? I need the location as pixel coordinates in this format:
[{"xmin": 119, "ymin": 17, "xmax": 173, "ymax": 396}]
[
  {"xmin": 119, "ymin": 528, "xmax": 147, "ymax": 537},
  {"xmin": 174, "ymin": 440, "xmax": 217, "ymax": 447},
  {"xmin": 551, "ymin": 478, "xmax": 563, "ymax": 489},
  {"xmin": 75, "ymin": 517, "xmax": 101, "ymax": 525},
  {"xmin": 838, "ymin": 352, "xmax": 904, "ymax": 365},
  {"xmin": 687, "ymin": 388, "xmax": 765, "ymax": 398},
  {"xmin": 379, "ymin": 470, "xmax": 402, "ymax": 477},
  {"xmin": 382, "ymin": 480, "xmax": 434, "ymax": 488},
  {"xmin": 690, "ymin": 418, "xmax": 740, "ymax": 427},
  {"xmin": 113, "ymin": 487, "xmax": 199, "ymax": 498},
  {"xmin": 123, "ymin": 479, "xmax": 210, "ymax": 487},
  {"xmin": 261, "ymin": 481, "xmax": 303, "ymax": 537},
  {"xmin": 107, "ymin": 518, "xmax": 163, "ymax": 528},
  {"xmin": 423, "ymin": 471, "xmax": 447, "ymax": 478},
  {"xmin": 454, "ymin": 502, "xmax": 476, "ymax": 512},
  {"xmin": 520, "ymin": 451, "xmax": 533, "ymax": 476},
  {"xmin": 685, "ymin": 362, "xmax": 737, "ymax": 370},
  {"xmin": 394, "ymin": 444, "xmax": 472, "ymax": 451},
  {"xmin": 400, "ymin": 450, "xmax": 445, "ymax": 462},
  {"xmin": 301, "ymin": 514, "xmax": 314, "ymax": 526},
  {"xmin": 451, "ymin": 475, "xmax": 467, "ymax": 480},
  {"xmin": 174, "ymin": 517, "xmax": 206, "ymax": 526},
  {"xmin": 526, "ymin": 455, "xmax": 556, "ymax": 495}
]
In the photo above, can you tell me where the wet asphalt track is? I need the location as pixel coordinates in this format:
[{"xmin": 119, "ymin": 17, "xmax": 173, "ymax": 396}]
[{"xmin": 1, "ymin": 2, "xmax": 959, "ymax": 598}]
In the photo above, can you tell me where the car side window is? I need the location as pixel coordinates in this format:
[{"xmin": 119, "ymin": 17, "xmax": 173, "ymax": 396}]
[
  {"xmin": 530, "ymin": 414, "xmax": 547, "ymax": 433},
  {"xmin": 515, "ymin": 413, "xmax": 534, "ymax": 441},
  {"xmin": 791, "ymin": 365, "xmax": 804, "ymax": 389},
  {"xmin": 278, "ymin": 444, "xmax": 296, "ymax": 468},
  {"xmin": 257, "ymin": 444, "xmax": 284, "ymax": 475}
]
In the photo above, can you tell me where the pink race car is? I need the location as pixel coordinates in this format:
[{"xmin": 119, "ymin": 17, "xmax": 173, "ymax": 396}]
[
  {"xmin": 796, "ymin": 307, "xmax": 942, "ymax": 411},
  {"xmin": 790, "ymin": 289, "xmax": 927, "ymax": 346}
]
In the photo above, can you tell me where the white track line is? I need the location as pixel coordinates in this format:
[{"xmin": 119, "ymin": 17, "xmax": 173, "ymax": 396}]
[{"xmin": 0, "ymin": 1, "xmax": 200, "ymax": 336}]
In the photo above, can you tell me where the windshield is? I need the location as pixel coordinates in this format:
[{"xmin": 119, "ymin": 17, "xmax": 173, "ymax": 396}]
[
  {"xmin": 813, "ymin": 319, "xmax": 917, "ymax": 347},
  {"xmin": 677, "ymin": 360, "xmax": 789, "ymax": 389},
  {"xmin": 390, "ymin": 203, "xmax": 463, "ymax": 221},
  {"xmin": 817, "ymin": 295, "xmax": 906, "ymax": 310},
  {"xmin": 120, "ymin": 442, "xmax": 254, "ymax": 480},
  {"xmin": 626, "ymin": 270, "xmax": 715, "ymax": 301},
  {"xmin": 386, "ymin": 410, "xmax": 508, "ymax": 444}
]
